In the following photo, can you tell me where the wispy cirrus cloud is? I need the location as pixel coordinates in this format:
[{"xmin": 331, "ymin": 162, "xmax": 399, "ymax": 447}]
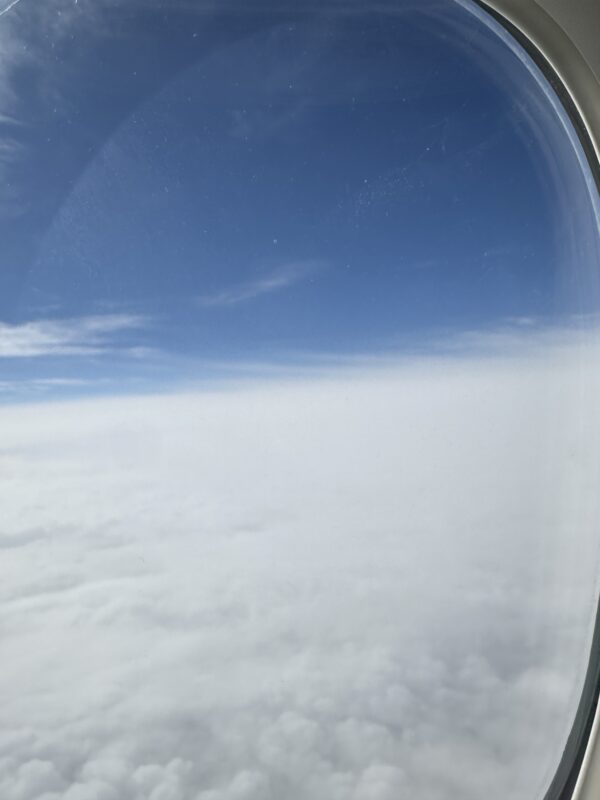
[
  {"xmin": 0, "ymin": 313, "xmax": 148, "ymax": 357},
  {"xmin": 0, "ymin": 0, "xmax": 23, "ymax": 18},
  {"xmin": 197, "ymin": 260, "xmax": 322, "ymax": 308},
  {"xmin": 0, "ymin": 0, "xmax": 121, "ymax": 218}
]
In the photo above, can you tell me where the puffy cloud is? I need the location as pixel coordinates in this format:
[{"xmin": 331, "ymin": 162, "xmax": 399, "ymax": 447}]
[{"xmin": 0, "ymin": 332, "xmax": 599, "ymax": 799}]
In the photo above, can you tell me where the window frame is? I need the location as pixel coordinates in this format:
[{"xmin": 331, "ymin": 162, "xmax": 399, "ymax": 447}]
[{"xmin": 475, "ymin": 2, "xmax": 600, "ymax": 798}]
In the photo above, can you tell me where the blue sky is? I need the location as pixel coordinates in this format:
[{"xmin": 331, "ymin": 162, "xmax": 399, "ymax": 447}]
[{"xmin": 0, "ymin": 0, "xmax": 598, "ymax": 397}]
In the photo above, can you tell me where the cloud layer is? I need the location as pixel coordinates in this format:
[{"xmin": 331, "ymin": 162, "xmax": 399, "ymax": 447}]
[{"xmin": 0, "ymin": 337, "xmax": 599, "ymax": 800}]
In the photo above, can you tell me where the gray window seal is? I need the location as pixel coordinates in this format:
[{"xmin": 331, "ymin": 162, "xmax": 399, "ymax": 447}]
[{"xmin": 475, "ymin": 2, "xmax": 600, "ymax": 798}]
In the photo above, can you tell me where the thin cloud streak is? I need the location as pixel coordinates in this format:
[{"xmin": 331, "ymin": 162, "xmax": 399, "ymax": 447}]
[
  {"xmin": 0, "ymin": 378, "xmax": 101, "ymax": 396},
  {"xmin": 197, "ymin": 260, "xmax": 322, "ymax": 308},
  {"xmin": 0, "ymin": 0, "xmax": 22, "ymax": 18},
  {"xmin": 0, "ymin": 313, "xmax": 148, "ymax": 357}
]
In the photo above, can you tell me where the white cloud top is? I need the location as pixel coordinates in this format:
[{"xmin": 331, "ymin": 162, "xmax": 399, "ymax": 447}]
[{"xmin": 0, "ymin": 334, "xmax": 599, "ymax": 799}]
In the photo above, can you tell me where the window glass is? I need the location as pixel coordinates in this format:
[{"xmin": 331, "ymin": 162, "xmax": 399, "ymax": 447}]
[{"xmin": 1, "ymin": 1, "xmax": 599, "ymax": 798}]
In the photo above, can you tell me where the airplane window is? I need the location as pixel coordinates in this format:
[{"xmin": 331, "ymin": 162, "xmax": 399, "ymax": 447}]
[{"xmin": 1, "ymin": 1, "xmax": 599, "ymax": 799}]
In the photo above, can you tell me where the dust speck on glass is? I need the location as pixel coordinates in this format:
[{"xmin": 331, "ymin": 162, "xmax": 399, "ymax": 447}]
[{"xmin": 1, "ymin": 1, "xmax": 599, "ymax": 798}]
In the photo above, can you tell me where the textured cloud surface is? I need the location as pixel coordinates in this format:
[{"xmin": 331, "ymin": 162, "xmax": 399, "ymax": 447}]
[{"xmin": 1, "ymin": 338, "xmax": 600, "ymax": 800}]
